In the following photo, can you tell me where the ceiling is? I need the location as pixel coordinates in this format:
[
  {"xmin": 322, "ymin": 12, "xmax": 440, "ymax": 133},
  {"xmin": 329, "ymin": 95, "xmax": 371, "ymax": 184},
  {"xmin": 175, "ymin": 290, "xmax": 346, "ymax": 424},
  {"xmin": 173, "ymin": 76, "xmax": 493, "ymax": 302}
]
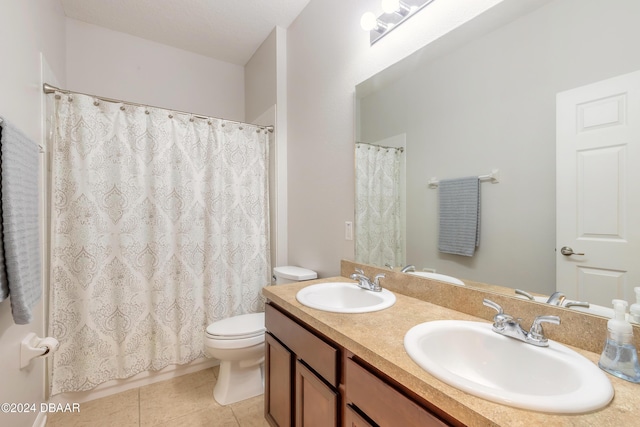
[{"xmin": 60, "ymin": 0, "xmax": 311, "ymax": 66}]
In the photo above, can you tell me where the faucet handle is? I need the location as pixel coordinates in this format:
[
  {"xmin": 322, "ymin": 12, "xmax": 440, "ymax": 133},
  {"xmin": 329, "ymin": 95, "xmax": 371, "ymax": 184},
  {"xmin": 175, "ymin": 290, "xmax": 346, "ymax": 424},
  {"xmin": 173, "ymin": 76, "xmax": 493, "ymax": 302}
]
[
  {"xmin": 515, "ymin": 289, "xmax": 534, "ymax": 300},
  {"xmin": 483, "ymin": 299, "xmax": 513, "ymax": 330},
  {"xmin": 483, "ymin": 299, "xmax": 503, "ymax": 315},
  {"xmin": 355, "ymin": 268, "xmax": 365, "ymax": 275},
  {"xmin": 528, "ymin": 315, "xmax": 561, "ymax": 346},
  {"xmin": 562, "ymin": 300, "xmax": 590, "ymax": 309},
  {"xmin": 373, "ymin": 273, "xmax": 385, "ymax": 285}
]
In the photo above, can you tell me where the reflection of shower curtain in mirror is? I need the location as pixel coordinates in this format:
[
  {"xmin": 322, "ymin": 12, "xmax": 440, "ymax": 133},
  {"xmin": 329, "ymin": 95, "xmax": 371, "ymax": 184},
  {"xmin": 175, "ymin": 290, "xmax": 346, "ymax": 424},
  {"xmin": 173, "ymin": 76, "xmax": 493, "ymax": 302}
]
[
  {"xmin": 355, "ymin": 143, "xmax": 403, "ymax": 267},
  {"xmin": 48, "ymin": 93, "xmax": 270, "ymax": 394}
]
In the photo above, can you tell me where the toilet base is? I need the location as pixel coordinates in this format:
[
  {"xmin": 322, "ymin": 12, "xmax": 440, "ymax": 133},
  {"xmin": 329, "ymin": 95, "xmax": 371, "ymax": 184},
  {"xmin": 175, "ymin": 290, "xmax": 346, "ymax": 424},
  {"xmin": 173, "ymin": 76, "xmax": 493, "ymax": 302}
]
[{"xmin": 213, "ymin": 359, "xmax": 264, "ymax": 405}]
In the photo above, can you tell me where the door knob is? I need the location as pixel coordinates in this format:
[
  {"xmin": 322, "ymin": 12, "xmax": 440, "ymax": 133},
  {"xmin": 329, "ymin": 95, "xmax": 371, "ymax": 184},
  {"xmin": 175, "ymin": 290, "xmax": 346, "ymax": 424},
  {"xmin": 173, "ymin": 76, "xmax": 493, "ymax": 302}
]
[{"xmin": 560, "ymin": 246, "xmax": 584, "ymax": 256}]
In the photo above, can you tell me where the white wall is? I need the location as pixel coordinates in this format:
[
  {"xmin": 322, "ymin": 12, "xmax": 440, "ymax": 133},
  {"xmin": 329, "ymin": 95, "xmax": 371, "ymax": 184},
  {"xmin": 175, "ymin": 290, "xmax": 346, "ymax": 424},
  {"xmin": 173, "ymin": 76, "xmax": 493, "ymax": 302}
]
[
  {"xmin": 0, "ymin": 2, "xmax": 66, "ymax": 426},
  {"xmin": 245, "ymin": 29, "xmax": 277, "ymax": 124},
  {"xmin": 66, "ymin": 18, "xmax": 245, "ymax": 121},
  {"xmin": 358, "ymin": 0, "xmax": 640, "ymax": 293},
  {"xmin": 245, "ymin": 27, "xmax": 289, "ymax": 270},
  {"xmin": 286, "ymin": 0, "xmax": 505, "ymax": 277}
]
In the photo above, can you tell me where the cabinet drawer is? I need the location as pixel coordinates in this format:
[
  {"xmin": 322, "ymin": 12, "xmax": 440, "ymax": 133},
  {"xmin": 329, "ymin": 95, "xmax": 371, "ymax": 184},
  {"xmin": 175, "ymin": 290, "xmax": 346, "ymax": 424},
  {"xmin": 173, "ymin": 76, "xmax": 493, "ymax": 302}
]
[
  {"xmin": 346, "ymin": 358, "xmax": 450, "ymax": 427},
  {"xmin": 265, "ymin": 303, "xmax": 339, "ymax": 386}
]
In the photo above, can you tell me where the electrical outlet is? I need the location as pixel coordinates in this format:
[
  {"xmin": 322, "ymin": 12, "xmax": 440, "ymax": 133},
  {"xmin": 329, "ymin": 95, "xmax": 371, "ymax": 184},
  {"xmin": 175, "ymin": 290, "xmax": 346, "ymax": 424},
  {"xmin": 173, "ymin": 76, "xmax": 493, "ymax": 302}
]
[{"xmin": 345, "ymin": 221, "xmax": 353, "ymax": 241}]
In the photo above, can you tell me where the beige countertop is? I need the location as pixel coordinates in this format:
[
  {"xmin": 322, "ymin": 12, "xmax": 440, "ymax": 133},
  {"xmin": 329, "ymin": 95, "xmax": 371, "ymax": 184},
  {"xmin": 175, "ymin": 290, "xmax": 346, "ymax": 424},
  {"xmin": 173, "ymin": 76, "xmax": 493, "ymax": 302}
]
[{"xmin": 263, "ymin": 276, "xmax": 640, "ymax": 427}]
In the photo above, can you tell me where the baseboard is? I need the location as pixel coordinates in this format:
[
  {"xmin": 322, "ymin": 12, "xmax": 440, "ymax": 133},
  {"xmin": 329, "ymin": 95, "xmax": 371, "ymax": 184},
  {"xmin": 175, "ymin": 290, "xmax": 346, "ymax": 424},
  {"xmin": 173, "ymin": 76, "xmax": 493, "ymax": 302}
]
[{"xmin": 49, "ymin": 357, "xmax": 219, "ymax": 404}]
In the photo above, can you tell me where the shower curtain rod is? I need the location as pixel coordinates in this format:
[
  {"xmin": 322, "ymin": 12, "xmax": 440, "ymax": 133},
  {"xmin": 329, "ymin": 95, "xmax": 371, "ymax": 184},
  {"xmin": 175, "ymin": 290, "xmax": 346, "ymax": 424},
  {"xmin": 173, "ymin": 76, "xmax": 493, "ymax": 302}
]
[
  {"xmin": 43, "ymin": 83, "xmax": 274, "ymax": 133},
  {"xmin": 356, "ymin": 141, "xmax": 405, "ymax": 152}
]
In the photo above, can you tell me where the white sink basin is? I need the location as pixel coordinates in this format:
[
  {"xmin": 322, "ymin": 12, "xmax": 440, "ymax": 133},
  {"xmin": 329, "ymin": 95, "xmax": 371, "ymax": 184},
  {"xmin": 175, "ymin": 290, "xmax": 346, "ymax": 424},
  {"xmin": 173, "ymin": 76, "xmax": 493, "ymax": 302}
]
[
  {"xmin": 517, "ymin": 295, "xmax": 617, "ymax": 318},
  {"xmin": 296, "ymin": 282, "xmax": 396, "ymax": 313},
  {"xmin": 407, "ymin": 271, "xmax": 465, "ymax": 286},
  {"xmin": 404, "ymin": 320, "xmax": 613, "ymax": 413}
]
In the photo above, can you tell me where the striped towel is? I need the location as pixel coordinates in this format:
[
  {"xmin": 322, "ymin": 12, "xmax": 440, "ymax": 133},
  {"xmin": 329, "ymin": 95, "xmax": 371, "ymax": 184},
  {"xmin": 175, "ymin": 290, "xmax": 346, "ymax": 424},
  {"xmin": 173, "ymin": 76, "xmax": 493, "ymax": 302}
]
[
  {"xmin": 0, "ymin": 117, "xmax": 42, "ymax": 324},
  {"xmin": 438, "ymin": 176, "xmax": 480, "ymax": 257}
]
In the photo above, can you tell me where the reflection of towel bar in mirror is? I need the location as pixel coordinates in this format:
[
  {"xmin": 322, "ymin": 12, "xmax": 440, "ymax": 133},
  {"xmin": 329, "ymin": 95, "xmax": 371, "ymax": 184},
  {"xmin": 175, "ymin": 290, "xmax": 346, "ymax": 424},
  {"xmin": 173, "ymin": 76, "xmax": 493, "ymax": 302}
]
[{"xmin": 428, "ymin": 169, "xmax": 500, "ymax": 189}]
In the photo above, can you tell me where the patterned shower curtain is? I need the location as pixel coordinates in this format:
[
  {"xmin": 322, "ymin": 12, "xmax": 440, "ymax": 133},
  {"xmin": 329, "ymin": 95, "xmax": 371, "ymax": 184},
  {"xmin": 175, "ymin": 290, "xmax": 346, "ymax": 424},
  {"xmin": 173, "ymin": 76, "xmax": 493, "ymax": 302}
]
[
  {"xmin": 48, "ymin": 93, "xmax": 270, "ymax": 394},
  {"xmin": 355, "ymin": 143, "xmax": 404, "ymax": 267}
]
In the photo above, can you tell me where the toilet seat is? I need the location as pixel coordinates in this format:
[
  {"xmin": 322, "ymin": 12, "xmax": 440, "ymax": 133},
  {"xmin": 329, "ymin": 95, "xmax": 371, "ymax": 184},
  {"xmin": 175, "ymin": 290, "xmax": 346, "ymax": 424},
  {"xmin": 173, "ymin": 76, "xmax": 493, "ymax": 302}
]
[{"xmin": 206, "ymin": 312, "xmax": 265, "ymax": 340}]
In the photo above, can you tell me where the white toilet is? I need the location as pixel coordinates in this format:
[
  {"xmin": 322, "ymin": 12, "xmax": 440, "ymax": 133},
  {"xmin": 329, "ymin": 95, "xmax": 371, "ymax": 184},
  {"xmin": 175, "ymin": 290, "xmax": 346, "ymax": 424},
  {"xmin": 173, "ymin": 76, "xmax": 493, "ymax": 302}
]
[{"xmin": 204, "ymin": 266, "xmax": 317, "ymax": 405}]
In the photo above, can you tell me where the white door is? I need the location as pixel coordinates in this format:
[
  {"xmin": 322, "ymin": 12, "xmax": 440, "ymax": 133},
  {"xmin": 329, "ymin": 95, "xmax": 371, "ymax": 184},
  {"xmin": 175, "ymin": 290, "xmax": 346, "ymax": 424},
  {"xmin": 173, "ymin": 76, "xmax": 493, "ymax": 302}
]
[{"xmin": 556, "ymin": 70, "xmax": 640, "ymax": 307}]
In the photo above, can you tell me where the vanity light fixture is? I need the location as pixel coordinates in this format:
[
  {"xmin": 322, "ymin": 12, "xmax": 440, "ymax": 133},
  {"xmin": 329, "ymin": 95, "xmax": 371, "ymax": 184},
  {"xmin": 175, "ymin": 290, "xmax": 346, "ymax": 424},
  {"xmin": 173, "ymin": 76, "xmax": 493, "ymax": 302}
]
[{"xmin": 361, "ymin": 0, "xmax": 436, "ymax": 45}]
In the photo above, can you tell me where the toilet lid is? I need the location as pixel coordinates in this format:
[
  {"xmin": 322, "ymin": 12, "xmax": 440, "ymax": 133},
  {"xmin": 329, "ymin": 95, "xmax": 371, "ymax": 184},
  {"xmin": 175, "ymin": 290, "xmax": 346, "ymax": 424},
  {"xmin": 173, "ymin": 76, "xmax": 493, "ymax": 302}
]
[{"xmin": 206, "ymin": 312, "xmax": 265, "ymax": 339}]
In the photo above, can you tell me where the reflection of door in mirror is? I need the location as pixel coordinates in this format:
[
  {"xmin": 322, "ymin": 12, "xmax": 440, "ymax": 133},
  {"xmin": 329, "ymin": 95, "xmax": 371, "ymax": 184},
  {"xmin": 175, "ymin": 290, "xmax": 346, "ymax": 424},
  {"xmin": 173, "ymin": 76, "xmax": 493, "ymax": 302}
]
[
  {"xmin": 355, "ymin": 136, "xmax": 406, "ymax": 267},
  {"xmin": 556, "ymin": 69, "xmax": 640, "ymax": 307},
  {"xmin": 355, "ymin": 0, "xmax": 640, "ymax": 298}
]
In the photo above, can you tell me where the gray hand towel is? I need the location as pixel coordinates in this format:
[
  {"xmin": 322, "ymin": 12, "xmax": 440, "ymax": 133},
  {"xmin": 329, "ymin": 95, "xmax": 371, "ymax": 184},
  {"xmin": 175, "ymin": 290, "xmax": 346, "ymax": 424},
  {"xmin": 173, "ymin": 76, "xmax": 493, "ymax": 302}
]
[
  {"xmin": 0, "ymin": 117, "xmax": 42, "ymax": 324},
  {"xmin": 438, "ymin": 176, "xmax": 480, "ymax": 257}
]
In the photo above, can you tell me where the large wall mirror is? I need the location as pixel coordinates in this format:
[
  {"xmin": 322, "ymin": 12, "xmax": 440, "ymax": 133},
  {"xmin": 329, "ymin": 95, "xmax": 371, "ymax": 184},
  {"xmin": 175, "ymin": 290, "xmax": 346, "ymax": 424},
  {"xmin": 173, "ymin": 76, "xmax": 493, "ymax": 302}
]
[{"xmin": 355, "ymin": 0, "xmax": 640, "ymax": 316}]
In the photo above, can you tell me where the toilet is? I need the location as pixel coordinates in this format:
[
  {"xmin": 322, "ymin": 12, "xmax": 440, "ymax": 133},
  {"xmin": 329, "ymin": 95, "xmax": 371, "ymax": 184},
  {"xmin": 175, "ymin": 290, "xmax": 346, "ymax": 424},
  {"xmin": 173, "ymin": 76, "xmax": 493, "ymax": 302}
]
[{"xmin": 204, "ymin": 266, "xmax": 317, "ymax": 405}]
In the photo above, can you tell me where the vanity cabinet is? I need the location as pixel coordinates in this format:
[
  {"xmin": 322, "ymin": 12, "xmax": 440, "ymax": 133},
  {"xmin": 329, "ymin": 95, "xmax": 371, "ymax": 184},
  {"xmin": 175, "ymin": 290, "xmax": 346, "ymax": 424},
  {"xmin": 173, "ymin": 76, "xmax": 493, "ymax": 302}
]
[
  {"xmin": 265, "ymin": 302, "xmax": 459, "ymax": 427},
  {"xmin": 265, "ymin": 303, "xmax": 339, "ymax": 427}
]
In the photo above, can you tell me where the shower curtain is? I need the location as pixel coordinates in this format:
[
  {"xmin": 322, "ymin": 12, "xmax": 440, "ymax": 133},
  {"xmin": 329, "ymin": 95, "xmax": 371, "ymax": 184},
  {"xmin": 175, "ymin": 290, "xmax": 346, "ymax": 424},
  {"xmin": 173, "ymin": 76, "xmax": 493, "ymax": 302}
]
[
  {"xmin": 355, "ymin": 143, "xmax": 403, "ymax": 267},
  {"xmin": 48, "ymin": 93, "xmax": 270, "ymax": 394}
]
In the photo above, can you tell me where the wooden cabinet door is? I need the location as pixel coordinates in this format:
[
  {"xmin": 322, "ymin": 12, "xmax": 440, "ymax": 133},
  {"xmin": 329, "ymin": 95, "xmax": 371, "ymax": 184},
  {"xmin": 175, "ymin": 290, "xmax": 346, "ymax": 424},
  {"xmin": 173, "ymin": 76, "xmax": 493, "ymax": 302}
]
[
  {"xmin": 345, "ymin": 405, "xmax": 376, "ymax": 427},
  {"xmin": 295, "ymin": 360, "xmax": 338, "ymax": 427},
  {"xmin": 265, "ymin": 333, "xmax": 294, "ymax": 427}
]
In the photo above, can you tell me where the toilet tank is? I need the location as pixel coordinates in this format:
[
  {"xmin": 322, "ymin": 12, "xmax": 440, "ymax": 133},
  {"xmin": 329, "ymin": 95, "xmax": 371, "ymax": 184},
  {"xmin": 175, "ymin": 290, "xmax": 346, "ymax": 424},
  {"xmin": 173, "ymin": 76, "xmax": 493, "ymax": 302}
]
[{"xmin": 273, "ymin": 266, "xmax": 317, "ymax": 285}]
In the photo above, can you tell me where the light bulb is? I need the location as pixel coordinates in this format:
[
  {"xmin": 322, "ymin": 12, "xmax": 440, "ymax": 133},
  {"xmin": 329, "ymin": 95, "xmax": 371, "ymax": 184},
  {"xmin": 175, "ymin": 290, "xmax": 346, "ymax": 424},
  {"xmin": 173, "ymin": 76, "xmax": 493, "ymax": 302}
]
[
  {"xmin": 381, "ymin": 0, "xmax": 400, "ymax": 14},
  {"xmin": 360, "ymin": 12, "xmax": 377, "ymax": 31}
]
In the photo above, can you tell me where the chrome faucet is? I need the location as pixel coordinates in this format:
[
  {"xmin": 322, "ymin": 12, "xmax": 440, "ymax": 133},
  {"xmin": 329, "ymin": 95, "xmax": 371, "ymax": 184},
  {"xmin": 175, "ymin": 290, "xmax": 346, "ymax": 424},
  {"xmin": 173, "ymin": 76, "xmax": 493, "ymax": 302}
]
[
  {"xmin": 400, "ymin": 265, "xmax": 416, "ymax": 273},
  {"xmin": 546, "ymin": 291, "xmax": 566, "ymax": 305},
  {"xmin": 546, "ymin": 291, "xmax": 590, "ymax": 309},
  {"xmin": 515, "ymin": 289, "xmax": 590, "ymax": 310},
  {"xmin": 483, "ymin": 299, "xmax": 560, "ymax": 347},
  {"xmin": 350, "ymin": 269, "xmax": 385, "ymax": 292}
]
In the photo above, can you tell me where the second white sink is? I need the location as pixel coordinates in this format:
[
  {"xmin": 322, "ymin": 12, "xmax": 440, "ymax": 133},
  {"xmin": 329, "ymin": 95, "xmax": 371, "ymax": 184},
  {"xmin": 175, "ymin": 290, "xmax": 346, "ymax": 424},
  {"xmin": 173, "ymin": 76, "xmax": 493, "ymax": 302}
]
[
  {"xmin": 404, "ymin": 320, "xmax": 613, "ymax": 413},
  {"xmin": 296, "ymin": 282, "xmax": 396, "ymax": 313}
]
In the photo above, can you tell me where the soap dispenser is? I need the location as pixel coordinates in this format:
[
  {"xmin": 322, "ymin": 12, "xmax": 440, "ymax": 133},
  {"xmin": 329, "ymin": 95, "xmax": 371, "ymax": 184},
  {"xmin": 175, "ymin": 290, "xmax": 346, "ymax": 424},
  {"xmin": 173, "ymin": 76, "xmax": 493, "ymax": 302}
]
[
  {"xmin": 598, "ymin": 299, "xmax": 640, "ymax": 383},
  {"xmin": 630, "ymin": 287, "xmax": 640, "ymax": 324}
]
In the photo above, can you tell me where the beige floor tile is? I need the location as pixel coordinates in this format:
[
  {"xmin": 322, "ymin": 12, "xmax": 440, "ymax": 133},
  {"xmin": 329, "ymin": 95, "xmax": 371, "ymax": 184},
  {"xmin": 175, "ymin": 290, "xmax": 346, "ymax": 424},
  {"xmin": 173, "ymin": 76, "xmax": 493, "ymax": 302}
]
[
  {"xmin": 46, "ymin": 388, "xmax": 139, "ymax": 427},
  {"xmin": 229, "ymin": 394, "xmax": 270, "ymax": 427},
  {"xmin": 139, "ymin": 369, "xmax": 217, "ymax": 426},
  {"xmin": 43, "ymin": 367, "xmax": 269, "ymax": 427},
  {"xmin": 153, "ymin": 405, "xmax": 239, "ymax": 427}
]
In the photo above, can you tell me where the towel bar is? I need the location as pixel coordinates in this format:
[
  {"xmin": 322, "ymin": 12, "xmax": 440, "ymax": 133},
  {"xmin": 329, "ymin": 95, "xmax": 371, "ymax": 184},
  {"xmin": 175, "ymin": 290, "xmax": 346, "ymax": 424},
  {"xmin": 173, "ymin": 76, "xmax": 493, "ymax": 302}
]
[{"xmin": 428, "ymin": 169, "xmax": 500, "ymax": 188}]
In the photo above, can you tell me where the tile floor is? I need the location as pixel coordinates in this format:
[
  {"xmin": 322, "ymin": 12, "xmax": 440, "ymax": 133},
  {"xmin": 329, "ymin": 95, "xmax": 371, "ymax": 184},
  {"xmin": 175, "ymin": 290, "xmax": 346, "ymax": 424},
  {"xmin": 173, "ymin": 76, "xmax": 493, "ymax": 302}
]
[{"xmin": 46, "ymin": 366, "xmax": 270, "ymax": 427}]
